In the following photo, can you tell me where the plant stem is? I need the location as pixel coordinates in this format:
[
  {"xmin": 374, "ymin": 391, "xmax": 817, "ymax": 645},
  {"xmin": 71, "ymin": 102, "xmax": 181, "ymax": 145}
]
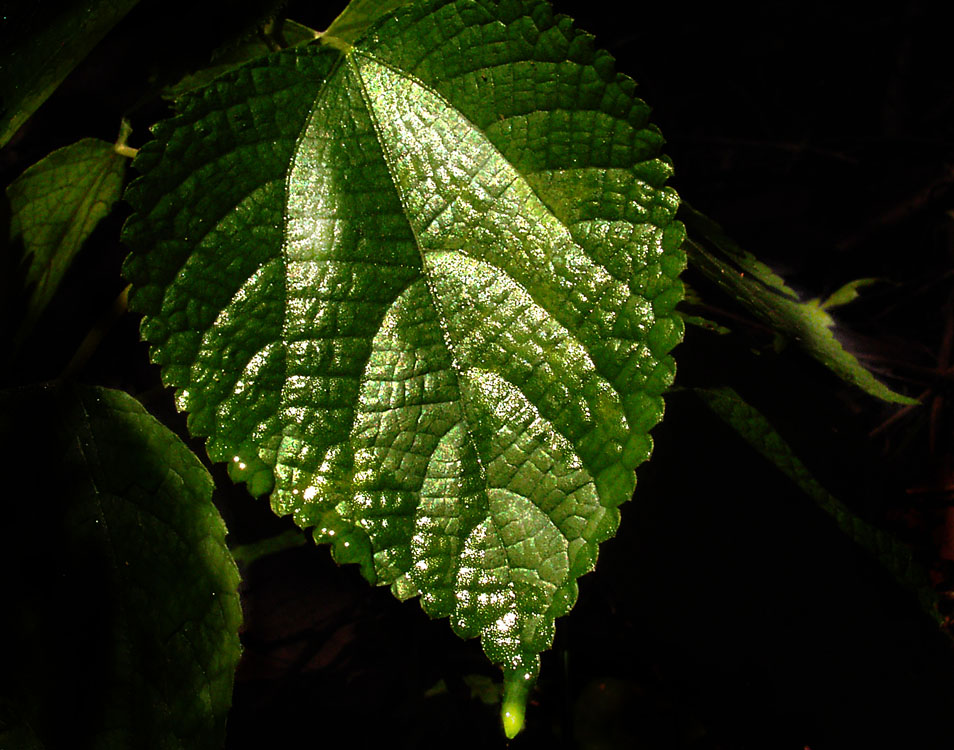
[{"xmin": 59, "ymin": 284, "xmax": 130, "ymax": 381}]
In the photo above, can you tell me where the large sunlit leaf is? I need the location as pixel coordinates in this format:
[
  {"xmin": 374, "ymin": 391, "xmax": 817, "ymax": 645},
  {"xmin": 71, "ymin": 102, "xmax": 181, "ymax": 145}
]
[
  {"xmin": 0, "ymin": 385, "xmax": 242, "ymax": 749},
  {"xmin": 123, "ymin": 0, "xmax": 684, "ymax": 733},
  {"xmin": 681, "ymin": 205, "xmax": 916, "ymax": 405},
  {"xmin": 7, "ymin": 134, "xmax": 129, "ymax": 334}
]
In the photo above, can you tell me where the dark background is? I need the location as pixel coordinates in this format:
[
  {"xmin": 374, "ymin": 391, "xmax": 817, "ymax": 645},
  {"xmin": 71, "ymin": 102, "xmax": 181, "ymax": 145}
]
[{"xmin": 3, "ymin": 1, "xmax": 953, "ymax": 748}]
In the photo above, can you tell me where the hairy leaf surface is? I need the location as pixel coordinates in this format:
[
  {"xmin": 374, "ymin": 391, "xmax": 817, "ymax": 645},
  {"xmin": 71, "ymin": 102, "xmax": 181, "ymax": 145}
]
[
  {"xmin": 123, "ymin": 0, "xmax": 684, "ymax": 729},
  {"xmin": 0, "ymin": 385, "xmax": 241, "ymax": 749}
]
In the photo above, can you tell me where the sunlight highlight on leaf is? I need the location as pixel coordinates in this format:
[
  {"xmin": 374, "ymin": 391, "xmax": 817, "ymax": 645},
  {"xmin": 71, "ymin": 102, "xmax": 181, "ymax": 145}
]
[{"xmin": 123, "ymin": 0, "xmax": 684, "ymax": 731}]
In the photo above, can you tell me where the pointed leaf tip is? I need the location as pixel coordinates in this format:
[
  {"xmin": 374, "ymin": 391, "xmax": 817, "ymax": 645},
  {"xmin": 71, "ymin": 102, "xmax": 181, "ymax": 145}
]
[{"xmin": 501, "ymin": 670, "xmax": 532, "ymax": 739}]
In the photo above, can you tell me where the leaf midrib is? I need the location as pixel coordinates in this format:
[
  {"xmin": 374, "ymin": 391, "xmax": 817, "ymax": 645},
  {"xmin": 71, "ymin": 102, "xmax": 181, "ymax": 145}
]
[{"xmin": 345, "ymin": 48, "xmax": 575, "ymax": 600}]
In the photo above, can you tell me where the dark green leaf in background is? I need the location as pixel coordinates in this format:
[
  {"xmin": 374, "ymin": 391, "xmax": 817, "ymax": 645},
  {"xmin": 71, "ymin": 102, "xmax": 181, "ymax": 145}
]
[
  {"xmin": 7, "ymin": 134, "xmax": 129, "ymax": 335},
  {"xmin": 681, "ymin": 205, "xmax": 916, "ymax": 405},
  {"xmin": 123, "ymin": 0, "xmax": 684, "ymax": 733},
  {"xmin": 164, "ymin": 19, "xmax": 320, "ymax": 100},
  {"xmin": 0, "ymin": 699, "xmax": 44, "ymax": 750},
  {"xmin": 0, "ymin": 385, "xmax": 242, "ymax": 749},
  {"xmin": 695, "ymin": 385, "xmax": 939, "ymax": 624},
  {"xmin": 0, "ymin": 0, "xmax": 139, "ymax": 147}
]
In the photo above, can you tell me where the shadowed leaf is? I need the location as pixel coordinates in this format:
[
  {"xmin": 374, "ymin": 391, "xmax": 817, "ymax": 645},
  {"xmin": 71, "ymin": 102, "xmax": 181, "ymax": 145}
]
[
  {"xmin": 322, "ymin": 0, "xmax": 414, "ymax": 45},
  {"xmin": 695, "ymin": 385, "xmax": 939, "ymax": 624},
  {"xmin": 682, "ymin": 205, "xmax": 916, "ymax": 405},
  {"xmin": 7, "ymin": 135, "xmax": 129, "ymax": 334},
  {"xmin": 0, "ymin": 385, "xmax": 242, "ymax": 748},
  {"xmin": 165, "ymin": 19, "xmax": 320, "ymax": 100},
  {"xmin": 0, "ymin": 0, "xmax": 139, "ymax": 147}
]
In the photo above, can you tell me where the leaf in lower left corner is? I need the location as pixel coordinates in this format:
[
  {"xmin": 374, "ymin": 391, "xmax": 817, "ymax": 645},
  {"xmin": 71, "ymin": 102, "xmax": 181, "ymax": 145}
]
[{"xmin": 0, "ymin": 384, "xmax": 241, "ymax": 749}]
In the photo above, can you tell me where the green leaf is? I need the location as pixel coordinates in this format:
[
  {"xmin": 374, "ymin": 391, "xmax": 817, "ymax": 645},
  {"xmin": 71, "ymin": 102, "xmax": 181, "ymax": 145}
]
[
  {"xmin": 322, "ymin": 0, "xmax": 414, "ymax": 46},
  {"xmin": 123, "ymin": 0, "xmax": 684, "ymax": 731},
  {"xmin": 0, "ymin": 1, "xmax": 139, "ymax": 147},
  {"xmin": 681, "ymin": 205, "xmax": 916, "ymax": 405},
  {"xmin": 694, "ymin": 386, "xmax": 940, "ymax": 624},
  {"xmin": 164, "ymin": 19, "xmax": 320, "ymax": 100},
  {"xmin": 0, "ymin": 385, "xmax": 242, "ymax": 748},
  {"xmin": 7, "ymin": 135, "xmax": 129, "ymax": 332},
  {"xmin": 230, "ymin": 527, "xmax": 308, "ymax": 567},
  {"xmin": 817, "ymin": 277, "xmax": 881, "ymax": 311}
]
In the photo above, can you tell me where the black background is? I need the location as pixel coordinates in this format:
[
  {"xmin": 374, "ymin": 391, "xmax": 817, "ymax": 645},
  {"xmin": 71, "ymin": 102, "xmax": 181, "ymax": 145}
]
[{"xmin": 3, "ymin": 1, "xmax": 953, "ymax": 748}]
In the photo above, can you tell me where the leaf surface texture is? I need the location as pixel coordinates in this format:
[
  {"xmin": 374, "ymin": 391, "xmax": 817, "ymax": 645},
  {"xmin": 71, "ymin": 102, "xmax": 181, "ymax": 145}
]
[
  {"xmin": 123, "ymin": 0, "xmax": 684, "ymax": 717},
  {"xmin": 7, "ymin": 137, "xmax": 128, "ymax": 331}
]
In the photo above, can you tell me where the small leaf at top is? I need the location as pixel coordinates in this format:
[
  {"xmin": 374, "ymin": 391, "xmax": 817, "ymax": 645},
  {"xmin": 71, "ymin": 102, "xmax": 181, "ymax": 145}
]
[
  {"xmin": 0, "ymin": 384, "xmax": 242, "ymax": 749},
  {"xmin": 123, "ymin": 0, "xmax": 684, "ymax": 731},
  {"xmin": 322, "ymin": 0, "xmax": 414, "ymax": 45},
  {"xmin": 817, "ymin": 277, "xmax": 881, "ymax": 311},
  {"xmin": 7, "ymin": 136, "xmax": 128, "ymax": 333}
]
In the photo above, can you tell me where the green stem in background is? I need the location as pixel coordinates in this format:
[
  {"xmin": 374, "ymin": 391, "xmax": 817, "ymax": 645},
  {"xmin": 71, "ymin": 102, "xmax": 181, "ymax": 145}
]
[
  {"xmin": 114, "ymin": 117, "xmax": 135, "ymax": 155},
  {"xmin": 229, "ymin": 528, "xmax": 308, "ymax": 567},
  {"xmin": 58, "ymin": 283, "xmax": 130, "ymax": 381},
  {"xmin": 693, "ymin": 386, "xmax": 943, "ymax": 628}
]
